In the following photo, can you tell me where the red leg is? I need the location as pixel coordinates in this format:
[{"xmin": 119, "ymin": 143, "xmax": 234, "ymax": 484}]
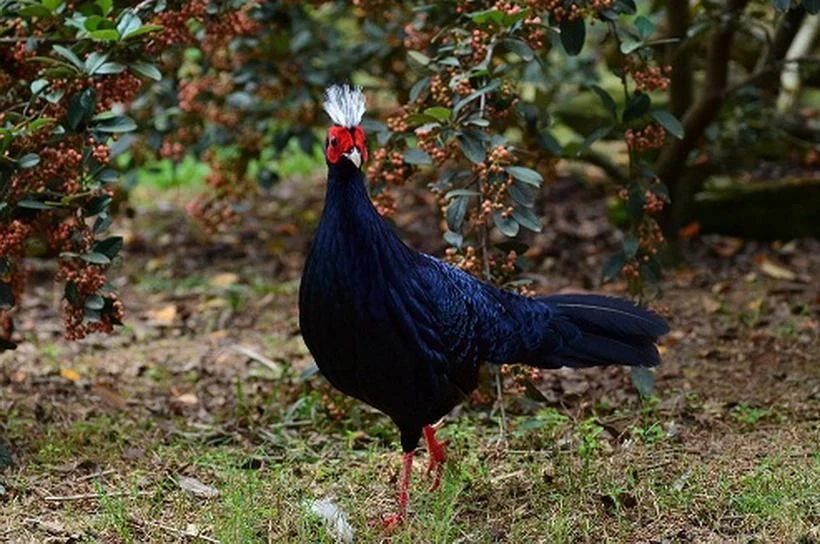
[
  {"xmin": 423, "ymin": 425, "xmax": 447, "ymax": 491},
  {"xmin": 382, "ymin": 451, "xmax": 414, "ymax": 530}
]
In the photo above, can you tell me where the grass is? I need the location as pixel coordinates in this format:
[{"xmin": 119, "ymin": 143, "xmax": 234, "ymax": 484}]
[{"xmin": 2, "ymin": 389, "xmax": 818, "ymax": 543}]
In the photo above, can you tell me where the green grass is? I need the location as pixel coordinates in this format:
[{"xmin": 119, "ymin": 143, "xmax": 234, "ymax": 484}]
[{"xmin": 3, "ymin": 399, "xmax": 818, "ymax": 543}]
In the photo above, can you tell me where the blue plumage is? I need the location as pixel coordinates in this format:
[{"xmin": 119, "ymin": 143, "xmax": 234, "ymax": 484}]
[{"xmin": 299, "ymin": 161, "xmax": 669, "ymax": 452}]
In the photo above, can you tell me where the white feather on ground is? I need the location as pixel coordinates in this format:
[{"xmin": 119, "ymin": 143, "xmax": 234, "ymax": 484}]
[{"xmin": 308, "ymin": 497, "xmax": 355, "ymax": 543}]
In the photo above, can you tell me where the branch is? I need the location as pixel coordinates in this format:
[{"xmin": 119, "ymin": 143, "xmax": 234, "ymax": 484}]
[
  {"xmin": 754, "ymin": 5, "xmax": 808, "ymax": 95},
  {"xmin": 655, "ymin": 0, "xmax": 751, "ymax": 233},
  {"xmin": 666, "ymin": 0, "xmax": 693, "ymax": 118}
]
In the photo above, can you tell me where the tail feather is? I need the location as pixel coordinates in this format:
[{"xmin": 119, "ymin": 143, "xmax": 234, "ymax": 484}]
[
  {"xmin": 544, "ymin": 293, "xmax": 669, "ymax": 338},
  {"xmin": 538, "ymin": 293, "xmax": 668, "ymax": 369}
]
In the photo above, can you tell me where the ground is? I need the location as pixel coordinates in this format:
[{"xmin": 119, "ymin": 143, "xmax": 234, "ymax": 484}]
[{"xmin": 1, "ymin": 174, "xmax": 818, "ymax": 543}]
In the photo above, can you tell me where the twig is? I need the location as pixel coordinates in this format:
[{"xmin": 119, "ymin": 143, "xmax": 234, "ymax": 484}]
[
  {"xmin": 231, "ymin": 345, "xmax": 281, "ymax": 374},
  {"xmin": 74, "ymin": 468, "xmax": 117, "ymax": 483},
  {"xmin": 43, "ymin": 490, "xmax": 153, "ymax": 501},
  {"xmin": 140, "ymin": 519, "xmax": 220, "ymax": 543}
]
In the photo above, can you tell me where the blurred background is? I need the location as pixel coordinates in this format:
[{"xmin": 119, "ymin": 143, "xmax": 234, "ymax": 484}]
[{"xmin": 0, "ymin": 1, "xmax": 818, "ymax": 542}]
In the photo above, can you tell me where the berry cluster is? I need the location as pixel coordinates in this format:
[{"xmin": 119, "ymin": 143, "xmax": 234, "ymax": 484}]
[
  {"xmin": 526, "ymin": 0, "xmax": 614, "ymax": 23},
  {"xmin": 625, "ymin": 57, "xmax": 671, "ymax": 93},
  {"xmin": 625, "ymin": 123, "xmax": 666, "ymax": 152}
]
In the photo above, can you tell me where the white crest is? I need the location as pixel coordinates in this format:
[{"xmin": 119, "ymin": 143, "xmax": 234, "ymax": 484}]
[{"xmin": 323, "ymin": 84, "xmax": 366, "ymax": 128}]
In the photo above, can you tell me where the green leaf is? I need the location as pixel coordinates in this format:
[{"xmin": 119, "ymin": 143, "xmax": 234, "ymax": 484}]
[
  {"xmin": 67, "ymin": 88, "xmax": 96, "ymax": 131},
  {"xmin": 423, "ymin": 107, "xmax": 451, "ymax": 121},
  {"xmin": 91, "ymin": 114, "xmax": 137, "ymax": 133},
  {"xmin": 30, "ymin": 79, "xmax": 49, "ymax": 95},
  {"xmin": 17, "ymin": 199, "xmax": 52, "ymax": 209},
  {"xmin": 512, "ymin": 206, "xmax": 541, "ymax": 232},
  {"xmin": 116, "ymin": 10, "xmax": 142, "ymax": 38},
  {"xmin": 17, "ymin": 153, "xmax": 40, "ymax": 169},
  {"xmin": 452, "ymin": 80, "xmax": 501, "ymax": 116},
  {"xmin": 623, "ymin": 232, "xmax": 639, "ymax": 257},
  {"xmin": 635, "ymin": 16, "xmax": 655, "ymax": 40},
  {"xmin": 623, "ymin": 92, "xmax": 651, "ymax": 123},
  {"xmin": 559, "ymin": 19, "xmax": 586, "ymax": 56},
  {"xmin": 500, "ymin": 39, "xmax": 534, "ymax": 61},
  {"xmin": 93, "ymin": 214, "xmax": 113, "ymax": 234},
  {"xmin": 83, "ymin": 195, "xmax": 112, "ymax": 216},
  {"xmin": 630, "ymin": 367, "xmax": 655, "ymax": 397},
  {"xmin": 402, "ymin": 148, "xmax": 432, "ymax": 165},
  {"xmin": 493, "ymin": 210, "xmax": 519, "ymax": 237},
  {"xmin": 446, "ymin": 195, "xmax": 470, "ymax": 232},
  {"xmin": 443, "ymin": 230, "xmax": 463, "ymax": 248},
  {"xmin": 84, "ymin": 307, "xmax": 102, "ymax": 323},
  {"xmin": 650, "ymin": 110, "xmax": 684, "ymax": 139},
  {"xmin": 620, "ymin": 35, "xmax": 644, "ymax": 54},
  {"xmin": 590, "ymin": 85, "xmax": 617, "ymax": 120},
  {"xmin": 407, "ymin": 50, "xmax": 431, "ymax": 68},
  {"xmin": 128, "ymin": 61, "xmax": 160, "ymax": 81},
  {"xmin": 84, "ymin": 51, "xmax": 108, "ymax": 74},
  {"xmin": 615, "ymin": 0, "xmax": 637, "ymax": 14},
  {"xmin": 469, "ymin": 9, "xmax": 505, "ymax": 24},
  {"xmin": 52, "ymin": 45, "xmax": 84, "ymax": 70},
  {"xmin": 89, "ymin": 29, "xmax": 120, "ymax": 41},
  {"xmin": 121, "ymin": 24, "xmax": 162, "ymax": 39},
  {"xmin": 94, "ymin": 62, "xmax": 125, "ymax": 75},
  {"xmin": 96, "ymin": 0, "xmax": 113, "ymax": 15},
  {"xmin": 508, "ymin": 181, "xmax": 534, "ymax": 208},
  {"xmin": 536, "ymin": 130, "xmax": 562, "ymax": 155},
  {"xmin": 458, "ymin": 133, "xmax": 486, "ymax": 164},
  {"xmin": 602, "ymin": 251, "xmax": 626, "ymax": 281},
  {"xmin": 85, "ymin": 294, "xmax": 105, "ymax": 310},
  {"xmin": 444, "ymin": 189, "xmax": 481, "ymax": 199},
  {"xmin": 43, "ymin": 0, "xmax": 63, "ymax": 11},
  {"xmin": 93, "ymin": 236, "xmax": 122, "ymax": 259},
  {"xmin": 409, "ymin": 77, "xmax": 430, "ymax": 102},
  {"xmin": 505, "ymin": 166, "xmax": 543, "ymax": 186},
  {"xmin": 19, "ymin": 5, "xmax": 52, "ymax": 17},
  {"xmin": 80, "ymin": 252, "xmax": 111, "ymax": 265}
]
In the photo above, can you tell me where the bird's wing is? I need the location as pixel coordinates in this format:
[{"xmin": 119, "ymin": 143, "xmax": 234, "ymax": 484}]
[{"xmin": 411, "ymin": 254, "xmax": 569, "ymax": 367}]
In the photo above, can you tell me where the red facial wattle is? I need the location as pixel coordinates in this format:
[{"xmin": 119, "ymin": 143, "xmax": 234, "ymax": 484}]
[{"xmin": 325, "ymin": 125, "xmax": 367, "ymax": 166}]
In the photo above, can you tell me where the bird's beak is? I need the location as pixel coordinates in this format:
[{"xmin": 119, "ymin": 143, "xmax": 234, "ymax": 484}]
[{"xmin": 343, "ymin": 147, "xmax": 362, "ymax": 169}]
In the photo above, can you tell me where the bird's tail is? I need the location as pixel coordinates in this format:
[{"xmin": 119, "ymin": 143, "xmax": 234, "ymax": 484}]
[{"xmin": 535, "ymin": 293, "xmax": 669, "ymax": 369}]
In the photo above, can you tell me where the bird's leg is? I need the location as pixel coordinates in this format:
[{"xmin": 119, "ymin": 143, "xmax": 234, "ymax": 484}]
[
  {"xmin": 382, "ymin": 451, "xmax": 414, "ymax": 530},
  {"xmin": 422, "ymin": 425, "xmax": 447, "ymax": 491}
]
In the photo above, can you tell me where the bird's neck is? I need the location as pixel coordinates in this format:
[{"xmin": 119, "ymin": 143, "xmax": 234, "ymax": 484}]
[
  {"xmin": 321, "ymin": 163, "xmax": 384, "ymax": 236},
  {"xmin": 317, "ymin": 163, "xmax": 412, "ymax": 265}
]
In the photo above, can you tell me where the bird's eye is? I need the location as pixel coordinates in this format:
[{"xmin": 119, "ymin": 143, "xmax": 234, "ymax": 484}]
[{"xmin": 329, "ymin": 136, "xmax": 338, "ymax": 147}]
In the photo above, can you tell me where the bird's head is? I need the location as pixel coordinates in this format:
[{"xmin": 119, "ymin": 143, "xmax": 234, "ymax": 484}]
[{"xmin": 323, "ymin": 84, "xmax": 368, "ymax": 170}]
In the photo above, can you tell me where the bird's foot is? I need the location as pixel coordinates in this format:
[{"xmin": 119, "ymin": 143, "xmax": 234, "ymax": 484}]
[
  {"xmin": 381, "ymin": 511, "xmax": 405, "ymax": 532},
  {"xmin": 423, "ymin": 425, "xmax": 447, "ymax": 491}
]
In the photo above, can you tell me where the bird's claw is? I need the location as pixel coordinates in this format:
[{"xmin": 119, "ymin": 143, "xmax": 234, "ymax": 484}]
[{"xmin": 381, "ymin": 512, "xmax": 404, "ymax": 533}]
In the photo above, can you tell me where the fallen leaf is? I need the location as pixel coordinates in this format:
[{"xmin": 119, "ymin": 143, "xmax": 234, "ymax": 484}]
[
  {"xmin": 92, "ymin": 384, "xmax": 126, "ymax": 409},
  {"xmin": 178, "ymin": 475, "xmax": 219, "ymax": 498},
  {"xmin": 60, "ymin": 368, "xmax": 81, "ymax": 382},
  {"xmin": 702, "ymin": 296, "xmax": 721, "ymax": 314},
  {"xmin": 172, "ymin": 393, "xmax": 198, "ymax": 406},
  {"xmin": 148, "ymin": 304, "xmax": 177, "ymax": 325},
  {"xmin": 711, "ymin": 237, "xmax": 743, "ymax": 258},
  {"xmin": 759, "ymin": 259, "xmax": 797, "ymax": 281},
  {"xmin": 209, "ymin": 272, "xmax": 239, "ymax": 288},
  {"xmin": 678, "ymin": 222, "xmax": 700, "ymax": 240}
]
